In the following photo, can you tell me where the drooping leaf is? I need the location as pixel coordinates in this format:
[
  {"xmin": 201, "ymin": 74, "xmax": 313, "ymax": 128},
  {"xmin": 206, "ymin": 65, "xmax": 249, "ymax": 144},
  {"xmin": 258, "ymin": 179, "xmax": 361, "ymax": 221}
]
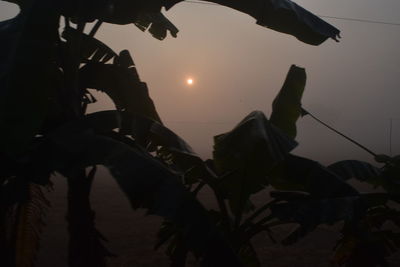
[
  {"xmin": 79, "ymin": 60, "xmax": 162, "ymax": 123},
  {"xmin": 62, "ymin": 27, "xmax": 117, "ymax": 63},
  {"xmin": 267, "ymin": 155, "xmax": 359, "ymax": 197},
  {"xmin": 205, "ymin": 0, "xmax": 340, "ymax": 45},
  {"xmin": 328, "ymin": 160, "xmax": 382, "ymax": 183},
  {"xmin": 134, "ymin": 12, "xmax": 179, "ymax": 40},
  {"xmin": 34, "ymin": 125, "xmax": 241, "ymax": 266},
  {"xmin": 214, "ymin": 111, "xmax": 297, "ymax": 174},
  {"xmin": 213, "ymin": 111, "xmax": 297, "ymax": 214},
  {"xmin": 0, "ymin": 4, "xmax": 61, "ymax": 156},
  {"xmin": 15, "ymin": 183, "xmax": 50, "ymax": 267},
  {"xmin": 270, "ymin": 65, "xmax": 306, "ymax": 138},
  {"xmin": 270, "ymin": 191, "xmax": 366, "ymax": 245},
  {"xmin": 76, "ymin": 110, "xmax": 200, "ymax": 164}
]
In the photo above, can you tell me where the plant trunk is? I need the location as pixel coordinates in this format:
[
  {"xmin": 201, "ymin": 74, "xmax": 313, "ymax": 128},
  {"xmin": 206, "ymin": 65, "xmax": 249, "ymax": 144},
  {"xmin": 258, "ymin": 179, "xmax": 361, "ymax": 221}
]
[{"xmin": 66, "ymin": 169, "xmax": 109, "ymax": 267}]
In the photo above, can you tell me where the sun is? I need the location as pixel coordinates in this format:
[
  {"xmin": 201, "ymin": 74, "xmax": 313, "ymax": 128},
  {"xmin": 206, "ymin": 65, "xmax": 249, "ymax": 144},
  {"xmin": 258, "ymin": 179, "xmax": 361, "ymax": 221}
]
[{"xmin": 186, "ymin": 78, "xmax": 194, "ymax": 85}]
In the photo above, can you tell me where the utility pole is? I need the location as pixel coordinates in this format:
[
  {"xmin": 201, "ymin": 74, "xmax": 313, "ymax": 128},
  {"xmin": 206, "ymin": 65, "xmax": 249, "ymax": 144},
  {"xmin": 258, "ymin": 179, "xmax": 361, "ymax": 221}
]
[{"xmin": 389, "ymin": 118, "xmax": 393, "ymax": 156}]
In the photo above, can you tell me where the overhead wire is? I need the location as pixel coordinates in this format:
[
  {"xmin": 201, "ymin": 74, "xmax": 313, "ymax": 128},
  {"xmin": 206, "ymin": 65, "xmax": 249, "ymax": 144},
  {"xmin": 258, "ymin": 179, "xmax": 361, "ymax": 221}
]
[{"xmin": 184, "ymin": 0, "xmax": 400, "ymax": 26}]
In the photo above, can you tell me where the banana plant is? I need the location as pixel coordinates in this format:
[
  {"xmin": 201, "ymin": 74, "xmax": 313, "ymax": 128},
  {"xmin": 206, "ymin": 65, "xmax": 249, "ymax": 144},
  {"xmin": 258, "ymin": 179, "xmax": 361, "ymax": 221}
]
[{"xmin": 0, "ymin": 0, "xmax": 344, "ymax": 267}]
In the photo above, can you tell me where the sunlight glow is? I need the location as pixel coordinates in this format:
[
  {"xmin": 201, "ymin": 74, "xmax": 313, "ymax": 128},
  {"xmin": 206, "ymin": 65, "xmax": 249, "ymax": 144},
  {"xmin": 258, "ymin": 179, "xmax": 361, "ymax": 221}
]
[{"xmin": 187, "ymin": 78, "xmax": 194, "ymax": 85}]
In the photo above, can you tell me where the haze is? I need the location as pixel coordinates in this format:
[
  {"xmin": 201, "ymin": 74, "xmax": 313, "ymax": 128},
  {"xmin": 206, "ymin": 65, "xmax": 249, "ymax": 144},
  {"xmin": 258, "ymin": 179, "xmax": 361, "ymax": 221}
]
[{"xmin": 1, "ymin": 0, "xmax": 400, "ymax": 164}]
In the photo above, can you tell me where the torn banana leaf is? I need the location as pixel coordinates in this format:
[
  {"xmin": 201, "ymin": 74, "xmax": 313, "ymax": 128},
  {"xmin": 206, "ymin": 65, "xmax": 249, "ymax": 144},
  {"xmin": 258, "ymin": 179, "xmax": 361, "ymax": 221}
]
[
  {"xmin": 204, "ymin": 0, "xmax": 340, "ymax": 45},
  {"xmin": 134, "ymin": 12, "xmax": 179, "ymax": 40}
]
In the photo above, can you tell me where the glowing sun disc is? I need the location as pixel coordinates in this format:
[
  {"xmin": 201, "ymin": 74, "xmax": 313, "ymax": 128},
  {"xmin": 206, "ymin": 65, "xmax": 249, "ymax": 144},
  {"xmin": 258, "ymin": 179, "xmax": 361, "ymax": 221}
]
[{"xmin": 187, "ymin": 78, "xmax": 194, "ymax": 85}]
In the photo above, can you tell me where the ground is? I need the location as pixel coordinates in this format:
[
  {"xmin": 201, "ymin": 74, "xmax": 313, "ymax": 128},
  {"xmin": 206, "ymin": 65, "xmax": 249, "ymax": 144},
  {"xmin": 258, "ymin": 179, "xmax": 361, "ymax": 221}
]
[{"xmin": 36, "ymin": 170, "xmax": 400, "ymax": 267}]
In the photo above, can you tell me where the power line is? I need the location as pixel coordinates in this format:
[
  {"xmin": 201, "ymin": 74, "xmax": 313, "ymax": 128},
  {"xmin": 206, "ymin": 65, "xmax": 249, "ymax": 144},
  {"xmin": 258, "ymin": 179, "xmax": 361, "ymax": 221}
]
[
  {"xmin": 184, "ymin": 0, "xmax": 400, "ymax": 26},
  {"xmin": 318, "ymin": 15, "xmax": 400, "ymax": 26}
]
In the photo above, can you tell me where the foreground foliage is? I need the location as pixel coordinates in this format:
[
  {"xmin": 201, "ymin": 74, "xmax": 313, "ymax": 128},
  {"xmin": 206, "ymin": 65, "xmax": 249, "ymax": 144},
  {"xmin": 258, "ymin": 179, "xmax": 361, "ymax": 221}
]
[{"xmin": 1, "ymin": 1, "xmax": 398, "ymax": 267}]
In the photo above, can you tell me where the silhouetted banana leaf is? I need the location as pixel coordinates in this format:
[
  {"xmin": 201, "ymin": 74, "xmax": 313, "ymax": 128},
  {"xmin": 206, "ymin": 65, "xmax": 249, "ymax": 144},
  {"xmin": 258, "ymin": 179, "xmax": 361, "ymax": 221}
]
[
  {"xmin": 62, "ymin": 27, "xmax": 117, "ymax": 63},
  {"xmin": 0, "ymin": 2, "xmax": 61, "ymax": 156},
  {"xmin": 79, "ymin": 61, "xmax": 162, "ymax": 122},
  {"xmin": 134, "ymin": 12, "xmax": 179, "ymax": 40},
  {"xmin": 270, "ymin": 65, "xmax": 306, "ymax": 138},
  {"xmin": 328, "ymin": 160, "xmax": 400, "ymax": 195},
  {"xmin": 270, "ymin": 191, "xmax": 366, "ymax": 245},
  {"xmin": 328, "ymin": 160, "xmax": 382, "ymax": 183},
  {"xmin": 39, "ymin": 126, "xmax": 242, "ymax": 266},
  {"xmin": 67, "ymin": 110, "xmax": 201, "ymax": 164},
  {"xmin": 267, "ymin": 155, "xmax": 359, "ymax": 197},
  {"xmin": 213, "ymin": 111, "xmax": 297, "ymax": 214},
  {"xmin": 204, "ymin": 0, "xmax": 340, "ymax": 45}
]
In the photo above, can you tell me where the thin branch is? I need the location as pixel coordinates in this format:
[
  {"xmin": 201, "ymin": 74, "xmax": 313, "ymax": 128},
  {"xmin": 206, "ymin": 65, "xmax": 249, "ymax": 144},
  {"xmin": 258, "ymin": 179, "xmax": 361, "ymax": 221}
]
[{"xmin": 303, "ymin": 108, "xmax": 377, "ymax": 157}]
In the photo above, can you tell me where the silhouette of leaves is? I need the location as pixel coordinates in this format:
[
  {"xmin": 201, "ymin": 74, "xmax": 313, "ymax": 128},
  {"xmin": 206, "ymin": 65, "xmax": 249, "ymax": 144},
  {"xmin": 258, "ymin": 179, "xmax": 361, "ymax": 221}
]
[
  {"xmin": 0, "ymin": 3, "xmax": 60, "ymax": 156},
  {"xmin": 62, "ymin": 27, "xmax": 117, "ymax": 63},
  {"xmin": 205, "ymin": 0, "xmax": 340, "ymax": 45},
  {"xmin": 39, "ymin": 125, "xmax": 242, "ymax": 266},
  {"xmin": 270, "ymin": 191, "xmax": 366, "ymax": 245},
  {"xmin": 328, "ymin": 160, "xmax": 382, "ymax": 183},
  {"xmin": 268, "ymin": 155, "xmax": 359, "ymax": 196},
  {"xmin": 79, "ymin": 54, "xmax": 162, "ymax": 122},
  {"xmin": 270, "ymin": 65, "xmax": 306, "ymax": 138},
  {"xmin": 213, "ymin": 111, "xmax": 297, "ymax": 214},
  {"xmin": 134, "ymin": 12, "xmax": 179, "ymax": 40}
]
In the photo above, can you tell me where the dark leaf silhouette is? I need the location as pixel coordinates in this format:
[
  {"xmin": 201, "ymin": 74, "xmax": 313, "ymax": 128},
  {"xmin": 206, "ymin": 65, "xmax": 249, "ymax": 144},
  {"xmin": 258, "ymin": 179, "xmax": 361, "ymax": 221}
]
[
  {"xmin": 0, "ymin": 4, "xmax": 60, "ymax": 155},
  {"xmin": 270, "ymin": 65, "xmax": 306, "ymax": 138},
  {"xmin": 62, "ymin": 27, "xmax": 117, "ymax": 63},
  {"xmin": 134, "ymin": 12, "xmax": 179, "ymax": 40},
  {"xmin": 80, "ymin": 59, "xmax": 162, "ymax": 122},
  {"xmin": 70, "ymin": 110, "xmax": 200, "ymax": 162},
  {"xmin": 204, "ymin": 0, "xmax": 340, "ymax": 45},
  {"xmin": 213, "ymin": 111, "xmax": 297, "ymax": 213},
  {"xmin": 268, "ymin": 155, "xmax": 359, "ymax": 197},
  {"xmin": 41, "ymin": 126, "xmax": 241, "ymax": 266},
  {"xmin": 270, "ymin": 191, "xmax": 366, "ymax": 245},
  {"xmin": 328, "ymin": 160, "xmax": 382, "ymax": 183}
]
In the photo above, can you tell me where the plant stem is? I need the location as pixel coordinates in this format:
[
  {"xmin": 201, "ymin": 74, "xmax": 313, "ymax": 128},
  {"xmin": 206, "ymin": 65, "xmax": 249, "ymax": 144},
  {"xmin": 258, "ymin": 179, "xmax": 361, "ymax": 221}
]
[
  {"xmin": 239, "ymin": 199, "xmax": 277, "ymax": 232},
  {"xmin": 89, "ymin": 20, "xmax": 103, "ymax": 37},
  {"xmin": 200, "ymin": 166, "xmax": 232, "ymax": 229}
]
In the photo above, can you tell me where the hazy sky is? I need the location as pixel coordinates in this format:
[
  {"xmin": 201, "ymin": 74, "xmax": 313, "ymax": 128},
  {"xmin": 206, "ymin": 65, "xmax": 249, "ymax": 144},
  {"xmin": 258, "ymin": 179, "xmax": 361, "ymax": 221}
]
[{"xmin": 1, "ymin": 0, "xmax": 400, "ymax": 164}]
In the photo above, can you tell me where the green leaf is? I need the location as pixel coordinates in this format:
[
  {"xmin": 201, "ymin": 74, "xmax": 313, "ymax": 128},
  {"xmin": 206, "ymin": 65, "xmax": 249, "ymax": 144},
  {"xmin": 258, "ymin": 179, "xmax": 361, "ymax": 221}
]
[
  {"xmin": 204, "ymin": 0, "xmax": 340, "ymax": 45},
  {"xmin": 270, "ymin": 65, "xmax": 306, "ymax": 138},
  {"xmin": 0, "ymin": 4, "xmax": 60, "ymax": 156}
]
